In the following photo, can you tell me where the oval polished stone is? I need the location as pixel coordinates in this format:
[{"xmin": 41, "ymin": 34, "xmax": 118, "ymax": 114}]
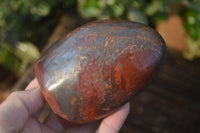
[{"xmin": 35, "ymin": 20, "xmax": 166, "ymax": 125}]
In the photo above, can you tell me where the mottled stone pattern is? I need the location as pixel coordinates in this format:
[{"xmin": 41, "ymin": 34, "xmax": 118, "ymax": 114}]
[{"xmin": 35, "ymin": 20, "xmax": 166, "ymax": 125}]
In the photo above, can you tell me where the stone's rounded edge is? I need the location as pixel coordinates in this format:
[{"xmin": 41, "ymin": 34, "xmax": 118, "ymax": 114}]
[
  {"xmin": 34, "ymin": 58, "xmax": 78, "ymax": 125},
  {"xmin": 56, "ymin": 115, "xmax": 81, "ymax": 128},
  {"xmin": 34, "ymin": 58, "xmax": 97, "ymax": 125},
  {"xmin": 34, "ymin": 19, "xmax": 167, "ymax": 125},
  {"xmin": 60, "ymin": 19, "xmax": 153, "ymax": 43},
  {"xmin": 150, "ymin": 29, "xmax": 167, "ymax": 72}
]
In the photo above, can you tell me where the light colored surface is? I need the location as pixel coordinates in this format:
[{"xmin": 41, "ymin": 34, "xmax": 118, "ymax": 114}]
[{"xmin": 157, "ymin": 15, "xmax": 188, "ymax": 51}]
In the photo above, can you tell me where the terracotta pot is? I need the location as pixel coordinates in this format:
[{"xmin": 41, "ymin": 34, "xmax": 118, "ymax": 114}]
[{"xmin": 156, "ymin": 15, "xmax": 188, "ymax": 51}]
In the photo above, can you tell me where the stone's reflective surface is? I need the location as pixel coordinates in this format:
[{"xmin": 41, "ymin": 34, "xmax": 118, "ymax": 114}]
[{"xmin": 35, "ymin": 20, "xmax": 166, "ymax": 125}]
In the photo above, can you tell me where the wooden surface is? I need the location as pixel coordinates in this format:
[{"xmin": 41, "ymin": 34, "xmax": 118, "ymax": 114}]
[
  {"xmin": 121, "ymin": 51, "xmax": 200, "ymax": 133},
  {"xmin": 12, "ymin": 15, "xmax": 200, "ymax": 133}
]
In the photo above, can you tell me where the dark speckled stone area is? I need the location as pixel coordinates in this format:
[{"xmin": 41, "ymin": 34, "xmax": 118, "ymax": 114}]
[{"xmin": 34, "ymin": 20, "xmax": 166, "ymax": 126}]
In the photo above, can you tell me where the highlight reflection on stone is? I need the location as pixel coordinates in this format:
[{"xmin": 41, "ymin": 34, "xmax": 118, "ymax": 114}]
[{"xmin": 35, "ymin": 20, "xmax": 166, "ymax": 126}]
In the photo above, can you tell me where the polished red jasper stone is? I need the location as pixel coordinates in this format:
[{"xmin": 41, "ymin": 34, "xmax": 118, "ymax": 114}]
[{"xmin": 35, "ymin": 20, "xmax": 166, "ymax": 125}]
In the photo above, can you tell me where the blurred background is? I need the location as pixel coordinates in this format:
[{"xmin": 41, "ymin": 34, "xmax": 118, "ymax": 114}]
[{"xmin": 0, "ymin": 0, "xmax": 200, "ymax": 132}]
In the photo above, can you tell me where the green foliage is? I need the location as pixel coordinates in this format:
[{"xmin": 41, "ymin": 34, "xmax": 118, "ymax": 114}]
[
  {"xmin": 0, "ymin": 0, "xmax": 57, "ymax": 45},
  {"xmin": 0, "ymin": 41, "xmax": 40, "ymax": 75},
  {"xmin": 182, "ymin": 9, "xmax": 200, "ymax": 40},
  {"xmin": 78, "ymin": 0, "xmax": 170, "ymax": 23},
  {"xmin": 0, "ymin": 0, "xmax": 200, "ymax": 76},
  {"xmin": 78, "ymin": 0, "xmax": 200, "ymax": 60},
  {"xmin": 0, "ymin": 0, "xmax": 75, "ymax": 75},
  {"xmin": 180, "ymin": 1, "xmax": 200, "ymax": 60},
  {"xmin": 183, "ymin": 37, "xmax": 200, "ymax": 60},
  {"xmin": 0, "ymin": 43, "xmax": 21, "ymax": 74}
]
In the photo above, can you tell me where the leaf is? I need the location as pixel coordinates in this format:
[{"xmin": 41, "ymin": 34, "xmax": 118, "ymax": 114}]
[
  {"xmin": 30, "ymin": 1, "xmax": 50, "ymax": 16},
  {"xmin": 127, "ymin": 7, "xmax": 148, "ymax": 24},
  {"xmin": 78, "ymin": 0, "xmax": 101, "ymax": 18},
  {"xmin": 109, "ymin": 3, "xmax": 124, "ymax": 17}
]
